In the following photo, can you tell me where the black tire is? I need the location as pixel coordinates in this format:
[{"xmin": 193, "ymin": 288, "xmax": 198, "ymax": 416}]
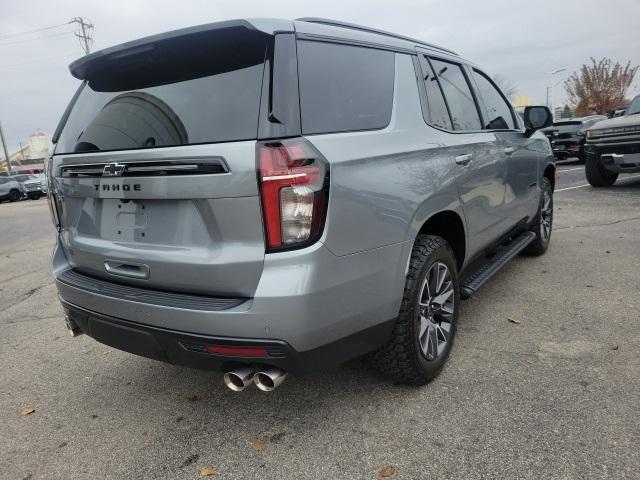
[
  {"xmin": 28, "ymin": 194, "xmax": 41, "ymax": 200},
  {"xmin": 523, "ymin": 177, "xmax": 553, "ymax": 256},
  {"xmin": 8, "ymin": 189, "xmax": 21, "ymax": 202},
  {"xmin": 585, "ymin": 153, "xmax": 617, "ymax": 187},
  {"xmin": 369, "ymin": 235, "xmax": 460, "ymax": 385}
]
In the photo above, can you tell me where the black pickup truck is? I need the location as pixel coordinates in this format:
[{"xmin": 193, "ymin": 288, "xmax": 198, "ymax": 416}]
[{"xmin": 542, "ymin": 116, "xmax": 606, "ymax": 161}]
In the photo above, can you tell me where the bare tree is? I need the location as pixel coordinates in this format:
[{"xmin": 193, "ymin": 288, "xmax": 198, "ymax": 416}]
[
  {"xmin": 565, "ymin": 57, "xmax": 638, "ymax": 116},
  {"xmin": 493, "ymin": 75, "xmax": 517, "ymax": 101}
]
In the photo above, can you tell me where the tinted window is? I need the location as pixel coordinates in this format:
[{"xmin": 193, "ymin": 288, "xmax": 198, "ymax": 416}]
[
  {"xmin": 420, "ymin": 56, "xmax": 452, "ymax": 130},
  {"xmin": 297, "ymin": 41, "xmax": 394, "ymax": 134},
  {"xmin": 429, "ymin": 58, "xmax": 481, "ymax": 131},
  {"xmin": 56, "ymin": 39, "xmax": 267, "ymax": 154},
  {"xmin": 473, "ymin": 70, "xmax": 515, "ymax": 130}
]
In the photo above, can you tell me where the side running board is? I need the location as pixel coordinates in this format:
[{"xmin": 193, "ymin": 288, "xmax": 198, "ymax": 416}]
[{"xmin": 460, "ymin": 231, "xmax": 536, "ymax": 299}]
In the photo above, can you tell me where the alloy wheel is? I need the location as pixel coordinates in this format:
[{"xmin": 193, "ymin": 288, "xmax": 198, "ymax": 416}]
[
  {"xmin": 540, "ymin": 190, "xmax": 553, "ymax": 240},
  {"xmin": 418, "ymin": 262, "xmax": 454, "ymax": 361}
]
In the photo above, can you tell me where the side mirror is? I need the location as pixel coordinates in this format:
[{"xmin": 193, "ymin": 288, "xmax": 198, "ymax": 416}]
[{"xmin": 523, "ymin": 106, "xmax": 553, "ymax": 137}]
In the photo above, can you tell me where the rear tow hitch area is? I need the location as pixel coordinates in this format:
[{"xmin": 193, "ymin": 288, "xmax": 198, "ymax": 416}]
[{"xmin": 64, "ymin": 315, "xmax": 83, "ymax": 337}]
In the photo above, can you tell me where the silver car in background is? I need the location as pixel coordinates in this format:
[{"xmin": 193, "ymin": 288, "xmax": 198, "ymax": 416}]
[{"xmin": 0, "ymin": 176, "xmax": 23, "ymax": 203}]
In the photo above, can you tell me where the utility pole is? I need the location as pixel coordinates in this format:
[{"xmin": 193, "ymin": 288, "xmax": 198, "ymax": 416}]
[
  {"xmin": 0, "ymin": 121, "xmax": 11, "ymax": 174},
  {"xmin": 70, "ymin": 17, "xmax": 94, "ymax": 55}
]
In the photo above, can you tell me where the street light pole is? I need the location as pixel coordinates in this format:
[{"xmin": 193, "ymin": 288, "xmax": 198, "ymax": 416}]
[
  {"xmin": 549, "ymin": 68, "xmax": 567, "ymax": 122},
  {"xmin": 0, "ymin": 121, "xmax": 11, "ymax": 174}
]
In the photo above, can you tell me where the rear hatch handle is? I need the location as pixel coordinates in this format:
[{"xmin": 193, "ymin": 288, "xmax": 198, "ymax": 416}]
[{"xmin": 104, "ymin": 259, "xmax": 150, "ymax": 280}]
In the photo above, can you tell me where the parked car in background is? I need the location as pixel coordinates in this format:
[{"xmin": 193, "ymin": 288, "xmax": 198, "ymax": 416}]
[
  {"xmin": 22, "ymin": 173, "xmax": 48, "ymax": 199},
  {"xmin": 584, "ymin": 95, "xmax": 640, "ymax": 186},
  {"xmin": 49, "ymin": 18, "xmax": 555, "ymax": 389},
  {"xmin": 607, "ymin": 108, "xmax": 626, "ymax": 118},
  {"xmin": 0, "ymin": 176, "xmax": 23, "ymax": 202},
  {"xmin": 542, "ymin": 115, "xmax": 607, "ymax": 161}
]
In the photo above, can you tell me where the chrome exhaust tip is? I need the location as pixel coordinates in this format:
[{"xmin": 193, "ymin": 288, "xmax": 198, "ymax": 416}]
[
  {"xmin": 64, "ymin": 315, "xmax": 83, "ymax": 337},
  {"xmin": 254, "ymin": 367, "xmax": 287, "ymax": 392},
  {"xmin": 223, "ymin": 366, "xmax": 255, "ymax": 392}
]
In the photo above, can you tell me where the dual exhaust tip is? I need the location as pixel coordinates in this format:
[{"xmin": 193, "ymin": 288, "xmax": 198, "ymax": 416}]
[{"xmin": 223, "ymin": 366, "xmax": 287, "ymax": 392}]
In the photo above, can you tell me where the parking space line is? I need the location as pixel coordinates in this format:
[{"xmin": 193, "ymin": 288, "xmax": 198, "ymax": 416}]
[
  {"xmin": 558, "ymin": 167, "xmax": 584, "ymax": 173},
  {"xmin": 556, "ymin": 183, "xmax": 591, "ymax": 192},
  {"xmin": 556, "ymin": 174, "xmax": 640, "ymax": 192}
]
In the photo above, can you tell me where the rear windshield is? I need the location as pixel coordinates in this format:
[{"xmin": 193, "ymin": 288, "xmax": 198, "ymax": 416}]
[
  {"xmin": 552, "ymin": 121, "xmax": 582, "ymax": 133},
  {"xmin": 55, "ymin": 27, "xmax": 267, "ymax": 154}
]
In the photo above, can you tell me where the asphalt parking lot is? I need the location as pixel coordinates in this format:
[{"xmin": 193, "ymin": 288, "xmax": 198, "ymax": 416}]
[{"xmin": 1, "ymin": 163, "xmax": 639, "ymax": 480}]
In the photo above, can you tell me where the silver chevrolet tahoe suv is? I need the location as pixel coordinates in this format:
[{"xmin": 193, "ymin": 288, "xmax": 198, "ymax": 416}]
[{"xmin": 49, "ymin": 18, "xmax": 555, "ymax": 391}]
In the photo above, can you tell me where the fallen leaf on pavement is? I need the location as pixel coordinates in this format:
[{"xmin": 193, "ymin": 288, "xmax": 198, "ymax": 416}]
[
  {"xmin": 253, "ymin": 439, "xmax": 266, "ymax": 452},
  {"xmin": 508, "ymin": 318, "xmax": 521, "ymax": 325},
  {"xmin": 198, "ymin": 467, "xmax": 215, "ymax": 476},
  {"xmin": 186, "ymin": 394, "xmax": 201, "ymax": 402},
  {"xmin": 20, "ymin": 406, "xmax": 35, "ymax": 416},
  {"xmin": 612, "ymin": 345, "xmax": 619, "ymax": 351},
  {"xmin": 377, "ymin": 465, "xmax": 396, "ymax": 478}
]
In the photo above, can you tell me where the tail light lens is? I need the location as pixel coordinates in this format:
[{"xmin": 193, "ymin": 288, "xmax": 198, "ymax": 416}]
[
  {"xmin": 45, "ymin": 156, "xmax": 61, "ymax": 230},
  {"xmin": 258, "ymin": 138, "xmax": 329, "ymax": 251}
]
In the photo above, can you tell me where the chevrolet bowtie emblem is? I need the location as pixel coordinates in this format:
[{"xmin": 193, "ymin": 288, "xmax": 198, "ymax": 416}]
[{"xmin": 103, "ymin": 163, "xmax": 126, "ymax": 177}]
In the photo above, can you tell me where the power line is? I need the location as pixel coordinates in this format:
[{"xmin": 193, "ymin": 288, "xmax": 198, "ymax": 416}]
[
  {"xmin": 0, "ymin": 22, "xmax": 70, "ymax": 40},
  {"xmin": 0, "ymin": 30, "xmax": 74, "ymax": 48},
  {"xmin": 70, "ymin": 17, "xmax": 93, "ymax": 55},
  {"xmin": 0, "ymin": 52, "xmax": 78, "ymax": 70}
]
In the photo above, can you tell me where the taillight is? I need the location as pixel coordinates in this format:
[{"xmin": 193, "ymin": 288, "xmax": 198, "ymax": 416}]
[
  {"xmin": 258, "ymin": 138, "xmax": 329, "ymax": 251},
  {"xmin": 45, "ymin": 156, "xmax": 61, "ymax": 230}
]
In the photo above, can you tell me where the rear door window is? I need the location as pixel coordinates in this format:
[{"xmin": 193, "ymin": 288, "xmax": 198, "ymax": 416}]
[
  {"xmin": 472, "ymin": 69, "xmax": 516, "ymax": 130},
  {"xmin": 297, "ymin": 41, "xmax": 395, "ymax": 135},
  {"xmin": 55, "ymin": 29, "xmax": 268, "ymax": 154},
  {"xmin": 429, "ymin": 58, "xmax": 482, "ymax": 131}
]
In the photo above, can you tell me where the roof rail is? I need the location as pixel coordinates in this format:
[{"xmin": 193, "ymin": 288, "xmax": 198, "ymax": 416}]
[{"xmin": 295, "ymin": 17, "xmax": 458, "ymax": 56}]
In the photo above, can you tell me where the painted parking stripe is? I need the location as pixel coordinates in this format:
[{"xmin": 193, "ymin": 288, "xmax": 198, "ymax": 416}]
[
  {"xmin": 558, "ymin": 167, "xmax": 584, "ymax": 173},
  {"xmin": 556, "ymin": 174, "xmax": 640, "ymax": 192},
  {"xmin": 556, "ymin": 184, "xmax": 591, "ymax": 192}
]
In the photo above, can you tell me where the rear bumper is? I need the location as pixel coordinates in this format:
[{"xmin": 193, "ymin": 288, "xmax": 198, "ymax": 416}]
[
  {"xmin": 53, "ymin": 238, "xmax": 411, "ymax": 371},
  {"xmin": 552, "ymin": 141, "xmax": 582, "ymax": 158},
  {"xmin": 62, "ymin": 301, "xmax": 394, "ymax": 373}
]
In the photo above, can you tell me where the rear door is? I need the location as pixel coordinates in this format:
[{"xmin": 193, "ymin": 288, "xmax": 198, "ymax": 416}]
[
  {"xmin": 419, "ymin": 54, "xmax": 511, "ymax": 255},
  {"xmin": 0, "ymin": 178, "xmax": 8, "ymax": 197},
  {"xmin": 51, "ymin": 23, "xmax": 273, "ymax": 297}
]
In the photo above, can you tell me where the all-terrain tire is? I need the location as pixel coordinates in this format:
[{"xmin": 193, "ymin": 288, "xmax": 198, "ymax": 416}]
[
  {"xmin": 523, "ymin": 177, "xmax": 553, "ymax": 256},
  {"xmin": 369, "ymin": 235, "xmax": 460, "ymax": 385},
  {"xmin": 585, "ymin": 153, "xmax": 618, "ymax": 187}
]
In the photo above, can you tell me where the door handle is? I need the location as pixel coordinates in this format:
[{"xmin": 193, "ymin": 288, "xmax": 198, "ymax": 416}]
[
  {"xmin": 504, "ymin": 147, "xmax": 515, "ymax": 155},
  {"xmin": 455, "ymin": 154, "xmax": 473, "ymax": 166}
]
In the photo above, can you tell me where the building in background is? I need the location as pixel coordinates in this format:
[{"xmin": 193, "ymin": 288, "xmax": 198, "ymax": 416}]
[{"xmin": 0, "ymin": 130, "xmax": 52, "ymax": 175}]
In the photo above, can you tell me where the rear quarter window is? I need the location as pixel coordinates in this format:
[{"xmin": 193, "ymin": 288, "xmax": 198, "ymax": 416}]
[{"xmin": 297, "ymin": 41, "xmax": 395, "ymax": 135}]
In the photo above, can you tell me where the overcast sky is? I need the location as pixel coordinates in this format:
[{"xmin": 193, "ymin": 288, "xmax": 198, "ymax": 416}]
[{"xmin": 1, "ymin": 0, "xmax": 639, "ymax": 152}]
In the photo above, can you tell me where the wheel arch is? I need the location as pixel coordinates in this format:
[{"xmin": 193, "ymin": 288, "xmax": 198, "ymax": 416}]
[
  {"xmin": 543, "ymin": 162, "xmax": 556, "ymax": 190},
  {"xmin": 417, "ymin": 210, "xmax": 466, "ymax": 270}
]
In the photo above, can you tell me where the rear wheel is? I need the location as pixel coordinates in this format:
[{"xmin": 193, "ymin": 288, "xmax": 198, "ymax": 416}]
[
  {"xmin": 8, "ymin": 189, "xmax": 21, "ymax": 202},
  {"xmin": 585, "ymin": 153, "xmax": 618, "ymax": 187},
  {"xmin": 369, "ymin": 235, "xmax": 459, "ymax": 385}
]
